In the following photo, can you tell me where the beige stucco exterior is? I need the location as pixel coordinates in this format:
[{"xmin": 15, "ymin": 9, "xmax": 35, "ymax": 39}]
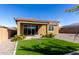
[
  {"xmin": 16, "ymin": 19, "xmax": 59, "ymax": 36},
  {"xmin": 47, "ymin": 24, "xmax": 59, "ymax": 35},
  {"xmin": 38, "ymin": 24, "xmax": 47, "ymax": 36},
  {"xmin": 0, "ymin": 27, "xmax": 8, "ymax": 44},
  {"xmin": 0, "ymin": 26, "xmax": 16, "ymax": 44}
]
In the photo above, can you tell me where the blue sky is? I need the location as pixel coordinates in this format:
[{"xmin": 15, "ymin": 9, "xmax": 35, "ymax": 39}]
[{"xmin": 0, "ymin": 4, "xmax": 79, "ymax": 27}]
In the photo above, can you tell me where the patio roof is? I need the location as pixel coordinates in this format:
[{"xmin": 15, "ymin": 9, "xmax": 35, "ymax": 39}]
[{"xmin": 14, "ymin": 18, "xmax": 59, "ymax": 23}]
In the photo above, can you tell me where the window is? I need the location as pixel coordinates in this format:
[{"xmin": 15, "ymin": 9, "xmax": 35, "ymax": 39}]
[{"xmin": 49, "ymin": 25, "xmax": 54, "ymax": 31}]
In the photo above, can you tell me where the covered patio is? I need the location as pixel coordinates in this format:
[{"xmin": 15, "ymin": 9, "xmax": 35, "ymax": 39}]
[
  {"xmin": 17, "ymin": 21, "xmax": 48, "ymax": 36},
  {"xmin": 15, "ymin": 18, "xmax": 59, "ymax": 36}
]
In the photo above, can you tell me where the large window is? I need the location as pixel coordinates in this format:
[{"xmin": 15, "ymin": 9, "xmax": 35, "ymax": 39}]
[
  {"xmin": 24, "ymin": 25, "xmax": 38, "ymax": 35},
  {"xmin": 49, "ymin": 25, "xmax": 54, "ymax": 31}
]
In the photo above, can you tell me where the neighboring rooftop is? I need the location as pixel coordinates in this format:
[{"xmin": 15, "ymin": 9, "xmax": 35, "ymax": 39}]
[
  {"xmin": 0, "ymin": 25, "xmax": 16, "ymax": 30},
  {"xmin": 15, "ymin": 18, "xmax": 59, "ymax": 23},
  {"xmin": 62, "ymin": 23, "xmax": 79, "ymax": 29},
  {"xmin": 0, "ymin": 25, "xmax": 8, "ymax": 28},
  {"xmin": 8, "ymin": 27, "xmax": 16, "ymax": 30},
  {"xmin": 59, "ymin": 23, "xmax": 79, "ymax": 34}
]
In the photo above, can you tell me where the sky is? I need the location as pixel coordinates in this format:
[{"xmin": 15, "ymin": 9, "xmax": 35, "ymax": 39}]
[{"xmin": 0, "ymin": 4, "xmax": 79, "ymax": 27}]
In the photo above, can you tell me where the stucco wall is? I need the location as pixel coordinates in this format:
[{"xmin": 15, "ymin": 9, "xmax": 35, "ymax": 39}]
[
  {"xmin": 17, "ymin": 22, "xmax": 20, "ymax": 35},
  {"xmin": 54, "ymin": 25, "xmax": 59, "ymax": 34},
  {"xmin": 47, "ymin": 24, "xmax": 59, "ymax": 35},
  {"xmin": 17, "ymin": 22, "xmax": 24, "ymax": 35},
  {"xmin": 38, "ymin": 25, "xmax": 47, "ymax": 36},
  {"xmin": 0, "ymin": 28, "xmax": 8, "ymax": 44}
]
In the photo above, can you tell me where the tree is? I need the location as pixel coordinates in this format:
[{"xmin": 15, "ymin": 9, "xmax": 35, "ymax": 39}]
[
  {"xmin": 65, "ymin": 5, "xmax": 79, "ymax": 12},
  {"xmin": 65, "ymin": 5, "xmax": 79, "ymax": 41}
]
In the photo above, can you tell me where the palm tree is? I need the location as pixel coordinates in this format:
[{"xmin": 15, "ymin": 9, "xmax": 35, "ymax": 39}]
[
  {"xmin": 65, "ymin": 5, "xmax": 79, "ymax": 12},
  {"xmin": 65, "ymin": 5, "xmax": 79, "ymax": 41}
]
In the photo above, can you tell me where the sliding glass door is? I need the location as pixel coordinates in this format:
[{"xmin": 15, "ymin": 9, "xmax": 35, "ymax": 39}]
[{"xmin": 24, "ymin": 25, "xmax": 38, "ymax": 35}]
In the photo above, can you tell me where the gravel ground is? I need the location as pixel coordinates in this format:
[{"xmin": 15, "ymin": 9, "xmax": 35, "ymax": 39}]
[
  {"xmin": 0, "ymin": 39, "xmax": 16, "ymax": 55},
  {"xmin": 55, "ymin": 33, "xmax": 79, "ymax": 43},
  {"xmin": 66, "ymin": 51, "xmax": 79, "ymax": 55}
]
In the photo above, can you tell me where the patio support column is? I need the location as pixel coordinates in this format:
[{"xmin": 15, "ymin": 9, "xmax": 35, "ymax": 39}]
[
  {"xmin": 17, "ymin": 22, "xmax": 21, "ymax": 35},
  {"xmin": 46, "ymin": 24, "xmax": 48, "ymax": 35}
]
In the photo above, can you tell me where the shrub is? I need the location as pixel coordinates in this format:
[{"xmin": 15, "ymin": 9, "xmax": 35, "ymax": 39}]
[
  {"xmin": 48, "ymin": 33, "xmax": 55, "ymax": 38},
  {"xmin": 41, "ymin": 33, "xmax": 55, "ymax": 38},
  {"xmin": 41, "ymin": 35, "xmax": 45, "ymax": 38},
  {"xmin": 11, "ymin": 35, "xmax": 25, "ymax": 41}
]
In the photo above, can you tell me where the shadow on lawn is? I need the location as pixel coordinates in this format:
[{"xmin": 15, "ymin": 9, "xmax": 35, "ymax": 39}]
[{"xmin": 19, "ymin": 41, "xmax": 79, "ymax": 55}]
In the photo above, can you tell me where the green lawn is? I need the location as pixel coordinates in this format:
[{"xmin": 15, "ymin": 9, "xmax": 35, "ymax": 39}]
[{"xmin": 16, "ymin": 38, "xmax": 79, "ymax": 55}]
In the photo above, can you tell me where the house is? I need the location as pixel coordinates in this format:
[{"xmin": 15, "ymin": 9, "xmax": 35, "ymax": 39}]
[
  {"xmin": 0, "ymin": 26, "xmax": 16, "ymax": 44},
  {"xmin": 15, "ymin": 18, "xmax": 59, "ymax": 36}
]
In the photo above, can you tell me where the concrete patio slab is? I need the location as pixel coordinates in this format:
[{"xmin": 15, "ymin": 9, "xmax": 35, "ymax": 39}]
[{"xmin": 26, "ymin": 35, "xmax": 41, "ymax": 40}]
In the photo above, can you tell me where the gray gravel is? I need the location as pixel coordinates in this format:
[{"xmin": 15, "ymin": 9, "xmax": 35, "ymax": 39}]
[
  {"xmin": 0, "ymin": 39, "xmax": 16, "ymax": 55},
  {"xmin": 55, "ymin": 33, "xmax": 79, "ymax": 43},
  {"xmin": 66, "ymin": 51, "xmax": 79, "ymax": 55}
]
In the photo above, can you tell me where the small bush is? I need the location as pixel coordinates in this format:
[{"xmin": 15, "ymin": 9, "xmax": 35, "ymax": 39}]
[
  {"xmin": 48, "ymin": 33, "xmax": 55, "ymax": 38},
  {"xmin": 11, "ymin": 35, "xmax": 25, "ymax": 41},
  {"xmin": 41, "ymin": 33, "xmax": 55, "ymax": 38},
  {"xmin": 41, "ymin": 35, "xmax": 45, "ymax": 38}
]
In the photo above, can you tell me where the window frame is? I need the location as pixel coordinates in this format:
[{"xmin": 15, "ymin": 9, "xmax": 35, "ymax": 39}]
[{"xmin": 49, "ymin": 25, "xmax": 54, "ymax": 31}]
